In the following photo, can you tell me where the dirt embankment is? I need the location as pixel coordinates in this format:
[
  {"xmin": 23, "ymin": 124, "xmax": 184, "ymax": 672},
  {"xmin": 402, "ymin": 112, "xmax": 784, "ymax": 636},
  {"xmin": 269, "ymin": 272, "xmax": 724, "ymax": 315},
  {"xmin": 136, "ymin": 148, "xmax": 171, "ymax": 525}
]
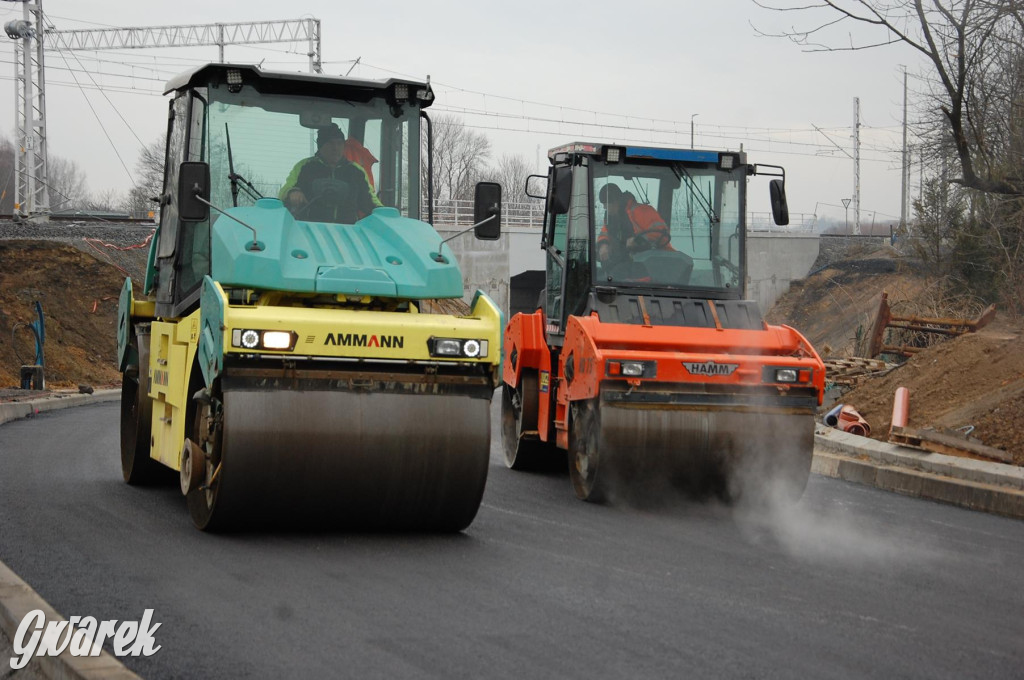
[
  {"xmin": 767, "ymin": 240, "xmax": 1024, "ymax": 466},
  {"xmin": 0, "ymin": 240, "xmax": 129, "ymax": 389}
]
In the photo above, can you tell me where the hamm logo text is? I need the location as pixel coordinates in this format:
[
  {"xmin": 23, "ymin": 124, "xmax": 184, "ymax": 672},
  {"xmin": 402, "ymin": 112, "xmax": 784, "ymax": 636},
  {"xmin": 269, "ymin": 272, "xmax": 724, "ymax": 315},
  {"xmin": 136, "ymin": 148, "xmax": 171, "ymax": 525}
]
[{"xmin": 682, "ymin": 361, "xmax": 739, "ymax": 376}]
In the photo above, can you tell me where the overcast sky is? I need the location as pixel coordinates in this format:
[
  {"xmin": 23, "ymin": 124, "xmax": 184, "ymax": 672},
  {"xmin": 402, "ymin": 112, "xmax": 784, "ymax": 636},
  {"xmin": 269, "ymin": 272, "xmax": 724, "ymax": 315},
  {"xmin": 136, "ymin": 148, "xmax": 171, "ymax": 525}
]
[{"xmin": 0, "ymin": 0, "xmax": 931, "ymax": 226}]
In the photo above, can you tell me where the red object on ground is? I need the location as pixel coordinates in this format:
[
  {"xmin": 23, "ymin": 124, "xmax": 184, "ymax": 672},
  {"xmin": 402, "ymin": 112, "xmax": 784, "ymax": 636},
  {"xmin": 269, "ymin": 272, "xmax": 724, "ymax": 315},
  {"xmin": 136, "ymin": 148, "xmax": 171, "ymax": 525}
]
[
  {"xmin": 838, "ymin": 404, "xmax": 871, "ymax": 436},
  {"xmin": 890, "ymin": 387, "xmax": 909, "ymax": 435}
]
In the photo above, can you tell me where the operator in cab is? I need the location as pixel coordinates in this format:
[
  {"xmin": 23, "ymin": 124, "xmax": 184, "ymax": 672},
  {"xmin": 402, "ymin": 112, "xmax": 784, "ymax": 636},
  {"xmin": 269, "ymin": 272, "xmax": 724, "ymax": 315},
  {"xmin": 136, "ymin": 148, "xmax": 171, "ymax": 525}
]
[
  {"xmin": 596, "ymin": 183, "xmax": 673, "ymax": 275},
  {"xmin": 279, "ymin": 123, "xmax": 382, "ymax": 223}
]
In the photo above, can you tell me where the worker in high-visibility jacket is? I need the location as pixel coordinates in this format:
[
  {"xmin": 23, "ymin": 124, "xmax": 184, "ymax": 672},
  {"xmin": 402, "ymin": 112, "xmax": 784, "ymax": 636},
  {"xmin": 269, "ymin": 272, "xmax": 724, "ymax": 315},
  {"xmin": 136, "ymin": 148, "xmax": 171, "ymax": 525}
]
[
  {"xmin": 596, "ymin": 183, "xmax": 673, "ymax": 266},
  {"xmin": 279, "ymin": 123, "xmax": 382, "ymax": 224}
]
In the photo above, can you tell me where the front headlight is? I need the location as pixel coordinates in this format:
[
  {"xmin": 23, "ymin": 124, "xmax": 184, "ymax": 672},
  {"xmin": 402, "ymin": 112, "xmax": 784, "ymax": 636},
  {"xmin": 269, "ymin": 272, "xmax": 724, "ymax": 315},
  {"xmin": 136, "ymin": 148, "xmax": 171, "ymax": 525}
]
[
  {"xmin": 775, "ymin": 368, "xmax": 798, "ymax": 383},
  {"xmin": 231, "ymin": 328, "xmax": 298, "ymax": 352},
  {"xmin": 427, "ymin": 337, "xmax": 489, "ymax": 359},
  {"xmin": 606, "ymin": 360, "xmax": 656, "ymax": 378}
]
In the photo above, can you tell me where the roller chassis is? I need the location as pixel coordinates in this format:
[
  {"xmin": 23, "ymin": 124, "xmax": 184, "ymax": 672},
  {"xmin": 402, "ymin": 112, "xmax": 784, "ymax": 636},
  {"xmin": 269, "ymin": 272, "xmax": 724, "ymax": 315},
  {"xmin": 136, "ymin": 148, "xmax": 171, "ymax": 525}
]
[{"xmin": 502, "ymin": 141, "xmax": 825, "ymax": 505}]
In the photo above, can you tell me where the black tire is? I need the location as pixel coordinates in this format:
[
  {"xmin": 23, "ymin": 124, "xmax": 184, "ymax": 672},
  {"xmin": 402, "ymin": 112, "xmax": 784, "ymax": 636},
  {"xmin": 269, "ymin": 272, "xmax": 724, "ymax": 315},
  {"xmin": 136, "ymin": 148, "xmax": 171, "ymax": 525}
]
[
  {"xmin": 502, "ymin": 371, "xmax": 560, "ymax": 471},
  {"xmin": 120, "ymin": 368, "xmax": 159, "ymax": 485},
  {"xmin": 569, "ymin": 400, "xmax": 609, "ymax": 502}
]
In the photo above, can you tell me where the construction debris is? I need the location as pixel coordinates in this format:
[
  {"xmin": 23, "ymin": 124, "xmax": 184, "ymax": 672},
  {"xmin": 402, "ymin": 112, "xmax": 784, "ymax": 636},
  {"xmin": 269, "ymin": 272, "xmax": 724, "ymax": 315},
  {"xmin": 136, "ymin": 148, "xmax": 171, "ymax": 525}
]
[
  {"xmin": 867, "ymin": 292, "xmax": 997, "ymax": 358},
  {"xmin": 824, "ymin": 357, "xmax": 896, "ymax": 386},
  {"xmin": 823, "ymin": 403, "xmax": 872, "ymax": 436},
  {"xmin": 889, "ymin": 426, "xmax": 1013, "ymax": 464}
]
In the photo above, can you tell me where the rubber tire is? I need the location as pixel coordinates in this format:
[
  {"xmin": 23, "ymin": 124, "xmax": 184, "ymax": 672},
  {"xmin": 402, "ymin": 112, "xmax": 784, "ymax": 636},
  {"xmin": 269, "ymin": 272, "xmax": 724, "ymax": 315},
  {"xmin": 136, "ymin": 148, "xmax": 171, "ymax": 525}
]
[
  {"xmin": 502, "ymin": 372, "xmax": 559, "ymax": 471},
  {"xmin": 569, "ymin": 400, "xmax": 609, "ymax": 502},
  {"xmin": 120, "ymin": 369, "xmax": 159, "ymax": 485}
]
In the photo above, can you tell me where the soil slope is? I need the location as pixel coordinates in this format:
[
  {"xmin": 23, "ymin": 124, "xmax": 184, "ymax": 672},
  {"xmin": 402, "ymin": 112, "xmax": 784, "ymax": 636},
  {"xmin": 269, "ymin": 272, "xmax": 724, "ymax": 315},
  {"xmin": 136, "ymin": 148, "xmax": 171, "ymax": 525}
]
[
  {"xmin": 0, "ymin": 240, "xmax": 126, "ymax": 389},
  {"xmin": 767, "ymin": 240, "xmax": 1024, "ymax": 465}
]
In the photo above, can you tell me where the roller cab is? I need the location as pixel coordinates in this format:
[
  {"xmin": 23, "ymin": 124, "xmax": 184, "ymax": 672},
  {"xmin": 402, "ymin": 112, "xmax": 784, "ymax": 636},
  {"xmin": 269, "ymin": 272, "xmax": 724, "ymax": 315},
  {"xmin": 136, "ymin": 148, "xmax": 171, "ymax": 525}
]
[
  {"xmin": 503, "ymin": 142, "xmax": 824, "ymax": 503},
  {"xmin": 117, "ymin": 64, "xmax": 503, "ymax": 531}
]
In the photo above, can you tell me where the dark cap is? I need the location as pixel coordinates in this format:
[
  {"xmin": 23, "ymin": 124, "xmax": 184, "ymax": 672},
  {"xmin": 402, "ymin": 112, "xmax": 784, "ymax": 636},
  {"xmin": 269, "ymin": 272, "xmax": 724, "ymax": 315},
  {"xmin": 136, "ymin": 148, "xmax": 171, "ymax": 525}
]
[
  {"xmin": 317, "ymin": 124, "xmax": 345, "ymax": 145},
  {"xmin": 598, "ymin": 183, "xmax": 623, "ymax": 204}
]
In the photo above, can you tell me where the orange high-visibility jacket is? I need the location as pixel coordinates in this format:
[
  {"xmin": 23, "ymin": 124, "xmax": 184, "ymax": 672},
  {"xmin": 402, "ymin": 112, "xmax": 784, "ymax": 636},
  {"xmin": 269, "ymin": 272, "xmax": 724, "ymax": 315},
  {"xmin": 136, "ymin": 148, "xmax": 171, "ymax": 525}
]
[{"xmin": 598, "ymin": 198, "xmax": 672, "ymax": 251}]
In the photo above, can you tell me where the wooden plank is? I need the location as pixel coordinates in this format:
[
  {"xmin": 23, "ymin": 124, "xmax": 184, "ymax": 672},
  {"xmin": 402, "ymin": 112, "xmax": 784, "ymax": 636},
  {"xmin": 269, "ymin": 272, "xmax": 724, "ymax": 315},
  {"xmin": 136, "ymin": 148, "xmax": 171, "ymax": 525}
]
[{"xmin": 888, "ymin": 425, "xmax": 1012, "ymax": 464}]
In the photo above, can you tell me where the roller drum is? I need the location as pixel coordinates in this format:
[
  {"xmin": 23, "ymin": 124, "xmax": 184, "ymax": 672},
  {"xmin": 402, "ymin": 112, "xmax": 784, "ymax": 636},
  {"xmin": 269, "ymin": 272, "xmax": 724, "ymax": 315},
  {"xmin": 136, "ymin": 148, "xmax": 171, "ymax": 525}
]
[
  {"xmin": 597, "ymin": 403, "xmax": 815, "ymax": 502},
  {"xmin": 194, "ymin": 387, "xmax": 491, "ymax": 531}
]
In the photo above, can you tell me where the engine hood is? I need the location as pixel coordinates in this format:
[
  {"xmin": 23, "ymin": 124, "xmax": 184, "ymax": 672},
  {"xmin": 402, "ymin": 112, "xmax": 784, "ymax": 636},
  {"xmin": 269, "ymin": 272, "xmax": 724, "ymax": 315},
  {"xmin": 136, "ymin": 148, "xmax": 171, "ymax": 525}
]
[{"xmin": 209, "ymin": 199, "xmax": 464, "ymax": 298}]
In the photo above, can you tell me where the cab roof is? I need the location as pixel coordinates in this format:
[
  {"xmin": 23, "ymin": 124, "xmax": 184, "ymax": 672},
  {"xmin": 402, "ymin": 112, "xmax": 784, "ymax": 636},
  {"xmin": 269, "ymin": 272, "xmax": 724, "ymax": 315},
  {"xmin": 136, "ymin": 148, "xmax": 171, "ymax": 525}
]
[
  {"xmin": 547, "ymin": 141, "xmax": 745, "ymax": 166},
  {"xmin": 164, "ymin": 63, "xmax": 434, "ymax": 108}
]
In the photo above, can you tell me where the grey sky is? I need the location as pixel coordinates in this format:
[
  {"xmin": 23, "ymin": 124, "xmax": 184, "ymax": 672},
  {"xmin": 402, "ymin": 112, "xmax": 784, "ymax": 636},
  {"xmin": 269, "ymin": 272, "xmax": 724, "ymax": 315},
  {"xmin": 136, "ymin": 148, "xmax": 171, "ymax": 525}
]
[{"xmin": 0, "ymin": 0, "xmax": 928, "ymax": 225}]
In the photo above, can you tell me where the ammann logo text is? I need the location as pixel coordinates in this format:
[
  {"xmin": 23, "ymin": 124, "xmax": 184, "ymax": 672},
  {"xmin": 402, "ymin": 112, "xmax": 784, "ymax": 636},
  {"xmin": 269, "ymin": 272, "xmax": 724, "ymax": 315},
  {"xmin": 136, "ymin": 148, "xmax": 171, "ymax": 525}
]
[
  {"xmin": 682, "ymin": 361, "xmax": 739, "ymax": 376},
  {"xmin": 324, "ymin": 333, "xmax": 404, "ymax": 348}
]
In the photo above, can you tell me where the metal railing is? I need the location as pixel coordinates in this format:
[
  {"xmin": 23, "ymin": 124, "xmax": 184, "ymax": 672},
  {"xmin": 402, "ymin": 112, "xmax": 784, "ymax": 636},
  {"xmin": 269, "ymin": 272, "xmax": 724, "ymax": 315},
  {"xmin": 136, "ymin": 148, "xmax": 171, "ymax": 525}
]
[
  {"xmin": 425, "ymin": 198, "xmax": 545, "ymax": 229},
  {"xmin": 424, "ymin": 199, "xmax": 818, "ymax": 233}
]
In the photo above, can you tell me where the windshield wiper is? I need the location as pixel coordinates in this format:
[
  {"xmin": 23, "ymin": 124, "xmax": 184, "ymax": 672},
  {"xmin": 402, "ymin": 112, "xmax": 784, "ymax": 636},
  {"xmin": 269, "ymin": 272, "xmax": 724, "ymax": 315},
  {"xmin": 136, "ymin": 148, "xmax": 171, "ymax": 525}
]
[
  {"xmin": 671, "ymin": 163, "xmax": 718, "ymax": 224},
  {"xmin": 225, "ymin": 123, "xmax": 264, "ymax": 207}
]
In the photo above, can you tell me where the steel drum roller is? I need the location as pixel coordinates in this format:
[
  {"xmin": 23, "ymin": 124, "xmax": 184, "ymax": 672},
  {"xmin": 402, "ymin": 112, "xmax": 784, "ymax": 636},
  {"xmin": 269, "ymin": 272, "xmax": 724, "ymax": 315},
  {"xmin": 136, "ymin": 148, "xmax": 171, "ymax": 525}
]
[{"xmin": 189, "ymin": 387, "xmax": 491, "ymax": 530}]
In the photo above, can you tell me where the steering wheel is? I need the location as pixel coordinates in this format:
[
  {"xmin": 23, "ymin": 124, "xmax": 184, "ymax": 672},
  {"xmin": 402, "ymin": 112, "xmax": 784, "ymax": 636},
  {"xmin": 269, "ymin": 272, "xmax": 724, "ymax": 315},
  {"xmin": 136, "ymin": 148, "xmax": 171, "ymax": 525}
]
[{"xmin": 292, "ymin": 178, "xmax": 351, "ymax": 220}]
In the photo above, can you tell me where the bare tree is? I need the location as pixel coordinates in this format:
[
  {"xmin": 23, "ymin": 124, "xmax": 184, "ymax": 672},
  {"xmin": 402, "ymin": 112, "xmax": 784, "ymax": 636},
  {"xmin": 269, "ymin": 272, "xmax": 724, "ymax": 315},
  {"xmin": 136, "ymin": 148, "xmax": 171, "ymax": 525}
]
[
  {"xmin": 122, "ymin": 136, "xmax": 165, "ymax": 217},
  {"xmin": 424, "ymin": 115, "xmax": 491, "ymax": 201},
  {"xmin": 86, "ymin": 188, "xmax": 125, "ymax": 212},
  {"xmin": 484, "ymin": 153, "xmax": 535, "ymax": 203},
  {"xmin": 47, "ymin": 156, "xmax": 90, "ymax": 211},
  {"xmin": 753, "ymin": 0, "xmax": 1024, "ymax": 195}
]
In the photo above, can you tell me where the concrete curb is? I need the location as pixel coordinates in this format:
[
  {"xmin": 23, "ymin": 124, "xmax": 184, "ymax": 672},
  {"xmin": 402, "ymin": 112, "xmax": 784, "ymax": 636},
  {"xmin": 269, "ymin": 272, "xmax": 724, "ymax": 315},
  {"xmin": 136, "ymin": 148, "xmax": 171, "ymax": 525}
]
[
  {"xmin": 0, "ymin": 561, "xmax": 142, "ymax": 679},
  {"xmin": 813, "ymin": 426, "xmax": 1024, "ymax": 520},
  {"xmin": 1, "ymin": 390, "xmax": 140, "ymax": 678},
  {"xmin": 0, "ymin": 389, "xmax": 121, "ymax": 427}
]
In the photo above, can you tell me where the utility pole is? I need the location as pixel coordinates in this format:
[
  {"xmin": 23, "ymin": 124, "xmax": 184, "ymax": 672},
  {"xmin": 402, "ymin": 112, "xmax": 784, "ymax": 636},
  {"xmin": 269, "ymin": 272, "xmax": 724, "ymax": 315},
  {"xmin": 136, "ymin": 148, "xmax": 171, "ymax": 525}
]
[
  {"xmin": 690, "ymin": 113, "xmax": 699, "ymax": 148},
  {"xmin": 4, "ymin": 0, "xmax": 50, "ymax": 221},
  {"xmin": 853, "ymin": 97, "xmax": 861, "ymax": 235},
  {"xmin": 900, "ymin": 66, "xmax": 909, "ymax": 234}
]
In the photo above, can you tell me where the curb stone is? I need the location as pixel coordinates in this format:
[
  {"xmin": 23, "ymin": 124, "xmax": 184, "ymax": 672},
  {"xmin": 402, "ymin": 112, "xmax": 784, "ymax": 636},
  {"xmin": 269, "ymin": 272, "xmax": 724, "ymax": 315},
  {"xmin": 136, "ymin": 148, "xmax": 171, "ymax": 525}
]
[
  {"xmin": 0, "ymin": 390, "xmax": 141, "ymax": 679},
  {"xmin": 0, "ymin": 389, "xmax": 121, "ymax": 427},
  {"xmin": 813, "ymin": 426, "xmax": 1024, "ymax": 520}
]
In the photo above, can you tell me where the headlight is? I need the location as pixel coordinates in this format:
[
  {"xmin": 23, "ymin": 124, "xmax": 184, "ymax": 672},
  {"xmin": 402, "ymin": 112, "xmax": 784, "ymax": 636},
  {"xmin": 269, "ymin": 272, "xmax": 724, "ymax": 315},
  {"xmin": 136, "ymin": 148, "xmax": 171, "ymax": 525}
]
[
  {"xmin": 620, "ymin": 361, "xmax": 645, "ymax": 377},
  {"xmin": 231, "ymin": 328, "xmax": 297, "ymax": 352},
  {"xmin": 463, "ymin": 339, "xmax": 481, "ymax": 358},
  {"xmin": 428, "ymin": 337, "xmax": 488, "ymax": 359},
  {"xmin": 775, "ymin": 368, "xmax": 798, "ymax": 383},
  {"xmin": 606, "ymin": 360, "xmax": 656, "ymax": 378},
  {"xmin": 262, "ymin": 331, "xmax": 293, "ymax": 350},
  {"xmin": 239, "ymin": 329, "xmax": 260, "ymax": 349}
]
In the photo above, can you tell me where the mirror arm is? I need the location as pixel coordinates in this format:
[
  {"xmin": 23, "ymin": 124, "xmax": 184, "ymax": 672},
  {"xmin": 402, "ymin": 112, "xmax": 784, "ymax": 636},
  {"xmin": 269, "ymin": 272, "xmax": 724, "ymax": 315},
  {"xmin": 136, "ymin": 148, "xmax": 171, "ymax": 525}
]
[
  {"xmin": 193, "ymin": 191, "xmax": 263, "ymax": 251},
  {"xmin": 432, "ymin": 213, "xmax": 496, "ymax": 262}
]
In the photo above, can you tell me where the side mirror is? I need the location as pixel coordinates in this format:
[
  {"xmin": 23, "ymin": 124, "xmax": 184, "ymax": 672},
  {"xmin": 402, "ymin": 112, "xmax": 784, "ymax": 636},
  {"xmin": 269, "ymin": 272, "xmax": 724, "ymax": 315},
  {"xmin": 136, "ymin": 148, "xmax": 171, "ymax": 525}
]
[
  {"xmin": 769, "ymin": 179, "xmax": 789, "ymax": 226},
  {"xmin": 549, "ymin": 166, "xmax": 572, "ymax": 215},
  {"xmin": 525, "ymin": 174, "xmax": 547, "ymax": 200},
  {"xmin": 473, "ymin": 181, "xmax": 502, "ymax": 240},
  {"xmin": 178, "ymin": 161, "xmax": 210, "ymax": 222}
]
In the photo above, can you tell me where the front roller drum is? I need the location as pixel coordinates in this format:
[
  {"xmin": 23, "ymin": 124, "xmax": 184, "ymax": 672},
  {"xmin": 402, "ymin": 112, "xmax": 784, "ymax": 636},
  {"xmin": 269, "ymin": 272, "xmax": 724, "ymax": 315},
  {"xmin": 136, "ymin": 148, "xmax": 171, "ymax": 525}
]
[
  {"xmin": 186, "ymin": 387, "xmax": 491, "ymax": 532},
  {"xmin": 571, "ymin": 399, "xmax": 815, "ymax": 505}
]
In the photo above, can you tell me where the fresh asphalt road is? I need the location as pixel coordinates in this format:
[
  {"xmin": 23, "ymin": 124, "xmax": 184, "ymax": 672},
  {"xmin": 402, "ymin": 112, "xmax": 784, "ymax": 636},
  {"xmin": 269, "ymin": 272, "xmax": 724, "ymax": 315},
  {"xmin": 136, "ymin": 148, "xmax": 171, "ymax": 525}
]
[{"xmin": 1, "ymin": 399, "xmax": 1023, "ymax": 680}]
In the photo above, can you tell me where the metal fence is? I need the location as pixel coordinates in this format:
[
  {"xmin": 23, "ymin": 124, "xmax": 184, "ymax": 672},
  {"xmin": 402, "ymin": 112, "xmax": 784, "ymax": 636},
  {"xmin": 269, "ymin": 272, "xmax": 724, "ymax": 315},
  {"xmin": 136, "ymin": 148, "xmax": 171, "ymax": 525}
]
[
  {"xmin": 425, "ymin": 198, "xmax": 545, "ymax": 229},
  {"xmin": 425, "ymin": 199, "xmax": 817, "ymax": 233}
]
